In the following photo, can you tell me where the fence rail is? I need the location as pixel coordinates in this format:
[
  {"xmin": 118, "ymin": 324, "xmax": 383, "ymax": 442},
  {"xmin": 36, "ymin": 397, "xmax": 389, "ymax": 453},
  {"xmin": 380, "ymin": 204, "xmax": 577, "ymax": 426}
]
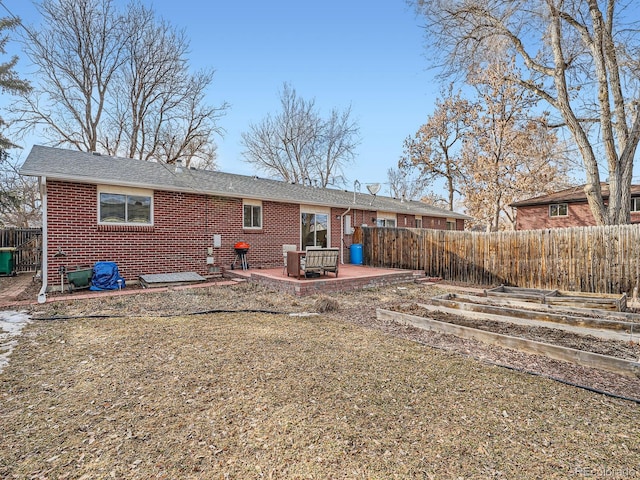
[
  {"xmin": 0, "ymin": 228, "xmax": 42, "ymax": 272},
  {"xmin": 362, "ymin": 224, "xmax": 640, "ymax": 295}
]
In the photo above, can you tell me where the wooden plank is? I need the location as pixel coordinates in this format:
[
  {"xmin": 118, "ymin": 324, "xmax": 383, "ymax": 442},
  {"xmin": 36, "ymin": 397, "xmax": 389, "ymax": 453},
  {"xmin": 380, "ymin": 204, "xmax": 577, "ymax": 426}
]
[
  {"xmin": 377, "ymin": 308, "xmax": 640, "ymax": 378},
  {"xmin": 434, "ymin": 292, "xmax": 640, "ymax": 323},
  {"xmin": 426, "ymin": 297, "xmax": 639, "ymax": 332}
]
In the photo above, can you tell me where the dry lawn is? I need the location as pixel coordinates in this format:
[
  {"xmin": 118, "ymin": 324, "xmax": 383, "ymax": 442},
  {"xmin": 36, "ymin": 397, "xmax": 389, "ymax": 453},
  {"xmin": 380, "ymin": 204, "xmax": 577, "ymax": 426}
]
[{"xmin": 1, "ymin": 282, "xmax": 639, "ymax": 478}]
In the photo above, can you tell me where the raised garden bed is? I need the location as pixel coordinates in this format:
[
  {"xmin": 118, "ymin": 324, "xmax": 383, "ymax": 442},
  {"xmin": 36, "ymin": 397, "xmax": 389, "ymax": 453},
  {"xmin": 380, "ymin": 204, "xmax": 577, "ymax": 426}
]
[
  {"xmin": 379, "ymin": 300, "xmax": 640, "ymax": 379},
  {"xmin": 431, "ymin": 293, "xmax": 640, "ymax": 333},
  {"xmin": 486, "ymin": 285, "xmax": 627, "ymax": 311}
]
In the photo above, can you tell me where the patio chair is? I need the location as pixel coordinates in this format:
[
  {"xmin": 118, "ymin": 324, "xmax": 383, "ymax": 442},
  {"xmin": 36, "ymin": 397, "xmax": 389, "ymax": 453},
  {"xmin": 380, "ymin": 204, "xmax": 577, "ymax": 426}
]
[
  {"xmin": 320, "ymin": 248, "xmax": 339, "ymax": 277},
  {"xmin": 301, "ymin": 249, "xmax": 325, "ymax": 277},
  {"xmin": 301, "ymin": 248, "xmax": 339, "ymax": 278},
  {"xmin": 282, "ymin": 244, "xmax": 298, "ymax": 275}
]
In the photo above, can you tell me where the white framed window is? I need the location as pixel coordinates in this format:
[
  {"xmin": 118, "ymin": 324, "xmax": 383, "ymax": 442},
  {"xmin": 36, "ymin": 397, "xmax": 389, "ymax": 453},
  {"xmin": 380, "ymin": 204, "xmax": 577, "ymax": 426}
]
[
  {"xmin": 549, "ymin": 203, "xmax": 568, "ymax": 217},
  {"xmin": 243, "ymin": 200, "xmax": 262, "ymax": 229},
  {"xmin": 98, "ymin": 186, "xmax": 153, "ymax": 225},
  {"xmin": 446, "ymin": 219, "xmax": 457, "ymax": 230},
  {"xmin": 376, "ymin": 212, "xmax": 396, "ymax": 228},
  {"xmin": 415, "ymin": 217, "xmax": 423, "ymax": 228},
  {"xmin": 631, "ymin": 197, "xmax": 640, "ymax": 212}
]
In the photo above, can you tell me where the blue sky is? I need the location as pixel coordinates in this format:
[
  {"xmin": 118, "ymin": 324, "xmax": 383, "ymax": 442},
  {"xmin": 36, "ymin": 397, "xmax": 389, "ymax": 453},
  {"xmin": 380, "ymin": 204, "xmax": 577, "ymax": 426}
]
[{"xmin": 2, "ymin": 0, "xmax": 439, "ymax": 195}]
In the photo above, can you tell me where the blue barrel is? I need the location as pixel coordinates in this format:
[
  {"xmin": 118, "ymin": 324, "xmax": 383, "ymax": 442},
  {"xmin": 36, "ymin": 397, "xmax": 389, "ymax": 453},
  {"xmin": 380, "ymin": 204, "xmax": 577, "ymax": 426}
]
[{"xmin": 350, "ymin": 243, "xmax": 363, "ymax": 265}]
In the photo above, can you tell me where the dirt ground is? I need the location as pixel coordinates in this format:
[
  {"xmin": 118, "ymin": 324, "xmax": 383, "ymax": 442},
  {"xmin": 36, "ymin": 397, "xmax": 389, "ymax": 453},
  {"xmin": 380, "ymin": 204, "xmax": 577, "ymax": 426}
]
[
  {"xmin": 9, "ymin": 279, "xmax": 640, "ymax": 401},
  {"xmin": 1, "ymin": 280, "xmax": 639, "ymax": 478},
  {"xmin": 393, "ymin": 304, "xmax": 640, "ymax": 360}
]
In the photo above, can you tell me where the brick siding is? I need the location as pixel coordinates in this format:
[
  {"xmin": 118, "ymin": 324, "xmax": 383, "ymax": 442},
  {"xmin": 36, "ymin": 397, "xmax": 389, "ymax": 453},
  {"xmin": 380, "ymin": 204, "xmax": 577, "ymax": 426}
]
[
  {"xmin": 45, "ymin": 180, "xmax": 464, "ymax": 287},
  {"xmin": 515, "ymin": 202, "xmax": 640, "ymax": 230},
  {"xmin": 46, "ymin": 181, "xmax": 306, "ymax": 286}
]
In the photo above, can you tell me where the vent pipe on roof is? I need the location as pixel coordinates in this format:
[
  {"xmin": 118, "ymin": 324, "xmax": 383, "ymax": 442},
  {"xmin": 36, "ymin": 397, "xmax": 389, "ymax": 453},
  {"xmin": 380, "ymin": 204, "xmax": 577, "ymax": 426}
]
[{"xmin": 175, "ymin": 159, "xmax": 183, "ymax": 173}]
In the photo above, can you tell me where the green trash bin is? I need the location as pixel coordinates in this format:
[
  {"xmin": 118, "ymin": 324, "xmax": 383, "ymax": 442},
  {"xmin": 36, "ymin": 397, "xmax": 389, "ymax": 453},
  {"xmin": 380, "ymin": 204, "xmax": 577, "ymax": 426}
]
[{"xmin": 0, "ymin": 247, "xmax": 16, "ymax": 276}]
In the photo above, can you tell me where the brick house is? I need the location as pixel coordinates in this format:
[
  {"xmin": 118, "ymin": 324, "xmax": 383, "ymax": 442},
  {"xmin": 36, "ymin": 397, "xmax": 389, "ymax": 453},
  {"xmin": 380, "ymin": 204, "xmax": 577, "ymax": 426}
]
[
  {"xmin": 511, "ymin": 184, "xmax": 640, "ymax": 230},
  {"xmin": 20, "ymin": 145, "xmax": 470, "ymax": 298}
]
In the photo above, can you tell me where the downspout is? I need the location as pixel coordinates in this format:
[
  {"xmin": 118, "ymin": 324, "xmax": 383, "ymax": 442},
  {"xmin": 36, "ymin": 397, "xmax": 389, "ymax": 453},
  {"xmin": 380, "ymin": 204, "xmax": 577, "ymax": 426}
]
[
  {"xmin": 37, "ymin": 177, "xmax": 47, "ymax": 303},
  {"xmin": 340, "ymin": 207, "xmax": 352, "ymax": 265}
]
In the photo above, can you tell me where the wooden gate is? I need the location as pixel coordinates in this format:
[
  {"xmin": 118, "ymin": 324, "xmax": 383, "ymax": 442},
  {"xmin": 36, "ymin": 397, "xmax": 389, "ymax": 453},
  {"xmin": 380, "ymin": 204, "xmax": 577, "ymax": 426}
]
[{"xmin": 0, "ymin": 228, "xmax": 42, "ymax": 273}]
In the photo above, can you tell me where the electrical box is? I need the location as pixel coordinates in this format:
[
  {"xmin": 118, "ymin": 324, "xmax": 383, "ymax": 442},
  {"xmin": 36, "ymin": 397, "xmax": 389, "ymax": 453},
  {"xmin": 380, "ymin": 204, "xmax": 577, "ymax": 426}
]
[
  {"xmin": 345, "ymin": 215, "xmax": 354, "ymax": 235},
  {"xmin": 207, "ymin": 247, "xmax": 213, "ymax": 255},
  {"xmin": 213, "ymin": 234, "xmax": 222, "ymax": 248},
  {"xmin": 206, "ymin": 256, "xmax": 214, "ymax": 264}
]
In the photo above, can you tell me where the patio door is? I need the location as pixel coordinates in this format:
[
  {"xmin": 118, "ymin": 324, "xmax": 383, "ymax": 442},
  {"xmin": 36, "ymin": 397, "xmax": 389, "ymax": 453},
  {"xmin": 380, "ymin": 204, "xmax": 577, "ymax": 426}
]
[{"xmin": 301, "ymin": 208, "xmax": 329, "ymax": 249}]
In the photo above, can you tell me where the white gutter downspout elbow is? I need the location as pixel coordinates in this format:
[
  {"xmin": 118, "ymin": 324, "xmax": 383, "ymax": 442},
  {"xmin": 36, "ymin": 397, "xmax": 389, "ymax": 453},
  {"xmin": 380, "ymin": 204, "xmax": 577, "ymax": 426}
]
[
  {"xmin": 340, "ymin": 207, "xmax": 352, "ymax": 265},
  {"xmin": 37, "ymin": 177, "xmax": 47, "ymax": 304}
]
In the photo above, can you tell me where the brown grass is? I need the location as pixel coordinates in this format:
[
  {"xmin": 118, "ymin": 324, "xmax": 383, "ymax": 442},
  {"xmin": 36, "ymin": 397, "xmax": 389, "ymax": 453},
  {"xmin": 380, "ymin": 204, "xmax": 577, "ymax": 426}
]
[{"xmin": 1, "ymin": 283, "xmax": 639, "ymax": 478}]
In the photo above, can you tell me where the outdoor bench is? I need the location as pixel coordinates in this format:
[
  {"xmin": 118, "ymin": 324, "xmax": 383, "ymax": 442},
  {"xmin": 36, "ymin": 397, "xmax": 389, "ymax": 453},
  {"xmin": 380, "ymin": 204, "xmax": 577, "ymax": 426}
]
[{"xmin": 301, "ymin": 248, "xmax": 340, "ymax": 278}]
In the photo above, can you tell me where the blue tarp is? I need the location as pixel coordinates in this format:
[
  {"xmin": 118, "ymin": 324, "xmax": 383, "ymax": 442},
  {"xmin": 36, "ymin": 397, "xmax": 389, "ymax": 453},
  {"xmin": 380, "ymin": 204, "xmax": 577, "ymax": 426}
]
[{"xmin": 90, "ymin": 261, "xmax": 125, "ymax": 291}]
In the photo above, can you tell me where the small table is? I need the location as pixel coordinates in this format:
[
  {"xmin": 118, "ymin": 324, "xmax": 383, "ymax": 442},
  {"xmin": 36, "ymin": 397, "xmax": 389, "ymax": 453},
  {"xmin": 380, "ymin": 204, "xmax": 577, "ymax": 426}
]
[{"xmin": 286, "ymin": 250, "xmax": 306, "ymax": 279}]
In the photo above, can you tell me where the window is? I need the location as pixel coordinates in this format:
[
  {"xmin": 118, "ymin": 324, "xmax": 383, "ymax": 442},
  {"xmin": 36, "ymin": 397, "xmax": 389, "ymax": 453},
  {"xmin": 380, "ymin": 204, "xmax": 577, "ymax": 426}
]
[
  {"xmin": 376, "ymin": 212, "xmax": 396, "ymax": 228},
  {"xmin": 549, "ymin": 203, "xmax": 568, "ymax": 217},
  {"xmin": 301, "ymin": 210, "xmax": 329, "ymax": 248},
  {"xmin": 446, "ymin": 219, "xmax": 457, "ymax": 230},
  {"xmin": 632, "ymin": 197, "xmax": 640, "ymax": 212},
  {"xmin": 415, "ymin": 218, "xmax": 423, "ymax": 228},
  {"xmin": 243, "ymin": 200, "xmax": 262, "ymax": 229},
  {"xmin": 99, "ymin": 188, "xmax": 152, "ymax": 225},
  {"xmin": 376, "ymin": 218, "xmax": 396, "ymax": 227}
]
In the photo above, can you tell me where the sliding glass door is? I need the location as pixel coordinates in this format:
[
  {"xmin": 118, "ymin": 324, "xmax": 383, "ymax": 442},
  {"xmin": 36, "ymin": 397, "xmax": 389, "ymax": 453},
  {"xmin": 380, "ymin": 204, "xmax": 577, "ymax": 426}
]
[{"xmin": 301, "ymin": 211, "xmax": 329, "ymax": 249}]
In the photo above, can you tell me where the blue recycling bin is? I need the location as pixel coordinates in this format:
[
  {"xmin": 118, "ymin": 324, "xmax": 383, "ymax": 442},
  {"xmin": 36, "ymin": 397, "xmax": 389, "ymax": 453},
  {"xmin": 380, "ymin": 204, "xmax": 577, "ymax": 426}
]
[{"xmin": 350, "ymin": 243, "xmax": 363, "ymax": 265}]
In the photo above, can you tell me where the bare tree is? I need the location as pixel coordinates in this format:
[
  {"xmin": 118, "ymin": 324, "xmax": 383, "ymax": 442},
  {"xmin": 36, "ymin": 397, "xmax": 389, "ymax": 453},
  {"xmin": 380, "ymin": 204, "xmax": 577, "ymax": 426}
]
[
  {"xmin": 413, "ymin": 0, "xmax": 640, "ymax": 225},
  {"xmin": 399, "ymin": 86, "xmax": 476, "ymax": 210},
  {"xmin": 14, "ymin": 0, "xmax": 124, "ymax": 152},
  {"xmin": 461, "ymin": 61, "xmax": 573, "ymax": 231},
  {"xmin": 386, "ymin": 165, "xmax": 431, "ymax": 200},
  {"xmin": 0, "ymin": 153, "xmax": 40, "ymax": 227},
  {"xmin": 12, "ymin": 0, "xmax": 226, "ymax": 167},
  {"xmin": 241, "ymin": 83, "xmax": 359, "ymax": 187},
  {"xmin": 107, "ymin": 3, "xmax": 226, "ymax": 167}
]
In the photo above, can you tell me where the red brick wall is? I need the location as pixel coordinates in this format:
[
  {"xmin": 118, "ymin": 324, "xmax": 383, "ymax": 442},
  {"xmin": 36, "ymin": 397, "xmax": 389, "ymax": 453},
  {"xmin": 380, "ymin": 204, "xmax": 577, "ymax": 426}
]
[
  {"xmin": 45, "ymin": 181, "xmax": 301, "ymax": 286},
  {"xmin": 516, "ymin": 202, "xmax": 592, "ymax": 230},
  {"xmin": 329, "ymin": 208, "xmax": 375, "ymax": 263},
  {"xmin": 422, "ymin": 216, "xmax": 453, "ymax": 230},
  {"xmin": 516, "ymin": 202, "xmax": 640, "ymax": 230},
  {"xmin": 45, "ymin": 180, "xmax": 467, "ymax": 286}
]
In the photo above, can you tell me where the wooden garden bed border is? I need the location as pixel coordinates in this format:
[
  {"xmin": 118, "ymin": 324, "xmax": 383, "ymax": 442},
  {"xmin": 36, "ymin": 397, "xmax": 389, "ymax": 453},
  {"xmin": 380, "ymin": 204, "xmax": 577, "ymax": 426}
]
[
  {"xmin": 430, "ymin": 293, "xmax": 640, "ymax": 333},
  {"xmin": 377, "ymin": 308, "xmax": 640, "ymax": 378},
  {"xmin": 486, "ymin": 285, "xmax": 627, "ymax": 311}
]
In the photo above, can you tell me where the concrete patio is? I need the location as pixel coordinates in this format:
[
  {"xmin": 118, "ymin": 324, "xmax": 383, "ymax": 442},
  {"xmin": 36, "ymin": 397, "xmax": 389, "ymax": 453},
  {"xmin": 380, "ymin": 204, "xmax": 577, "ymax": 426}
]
[
  {"xmin": 227, "ymin": 263, "xmax": 426, "ymax": 296},
  {"xmin": 0, "ymin": 264, "xmax": 428, "ymax": 306}
]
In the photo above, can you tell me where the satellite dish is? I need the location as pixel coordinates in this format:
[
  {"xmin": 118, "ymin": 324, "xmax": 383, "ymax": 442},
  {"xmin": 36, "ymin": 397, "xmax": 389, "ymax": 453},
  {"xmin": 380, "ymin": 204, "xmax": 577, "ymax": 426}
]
[{"xmin": 366, "ymin": 183, "xmax": 381, "ymax": 195}]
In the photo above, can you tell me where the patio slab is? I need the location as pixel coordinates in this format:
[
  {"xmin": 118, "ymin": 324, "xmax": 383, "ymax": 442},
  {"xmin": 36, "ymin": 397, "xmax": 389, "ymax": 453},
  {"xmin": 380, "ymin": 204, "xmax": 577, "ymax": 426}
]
[{"xmin": 228, "ymin": 264, "xmax": 425, "ymax": 296}]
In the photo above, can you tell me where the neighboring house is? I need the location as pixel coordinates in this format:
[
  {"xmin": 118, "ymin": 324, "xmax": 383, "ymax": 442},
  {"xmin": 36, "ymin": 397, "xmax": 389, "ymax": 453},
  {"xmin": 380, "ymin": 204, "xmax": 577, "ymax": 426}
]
[
  {"xmin": 20, "ymin": 145, "xmax": 471, "ymax": 298},
  {"xmin": 511, "ymin": 184, "xmax": 640, "ymax": 230}
]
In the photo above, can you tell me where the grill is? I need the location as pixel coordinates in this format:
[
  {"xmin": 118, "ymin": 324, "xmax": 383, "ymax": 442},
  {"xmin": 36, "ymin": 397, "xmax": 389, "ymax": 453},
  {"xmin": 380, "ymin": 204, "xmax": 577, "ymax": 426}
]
[{"xmin": 232, "ymin": 242, "xmax": 250, "ymax": 270}]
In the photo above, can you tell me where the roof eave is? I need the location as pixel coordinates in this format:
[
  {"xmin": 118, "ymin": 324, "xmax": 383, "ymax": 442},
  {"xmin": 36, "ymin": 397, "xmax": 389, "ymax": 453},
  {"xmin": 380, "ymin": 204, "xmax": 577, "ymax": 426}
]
[{"xmin": 20, "ymin": 167, "xmax": 471, "ymax": 220}]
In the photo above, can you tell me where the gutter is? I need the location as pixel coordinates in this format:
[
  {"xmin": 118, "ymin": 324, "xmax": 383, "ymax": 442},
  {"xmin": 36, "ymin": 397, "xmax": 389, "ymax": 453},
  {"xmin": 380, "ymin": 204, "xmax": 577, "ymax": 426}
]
[
  {"xmin": 37, "ymin": 177, "xmax": 47, "ymax": 303},
  {"xmin": 19, "ymin": 169, "xmax": 471, "ymax": 221}
]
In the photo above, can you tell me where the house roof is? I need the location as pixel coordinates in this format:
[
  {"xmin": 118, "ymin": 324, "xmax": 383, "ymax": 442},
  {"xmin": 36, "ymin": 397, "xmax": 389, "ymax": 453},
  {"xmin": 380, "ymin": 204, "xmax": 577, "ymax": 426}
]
[
  {"xmin": 20, "ymin": 145, "xmax": 471, "ymax": 221},
  {"xmin": 510, "ymin": 183, "xmax": 640, "ymax": 208}
]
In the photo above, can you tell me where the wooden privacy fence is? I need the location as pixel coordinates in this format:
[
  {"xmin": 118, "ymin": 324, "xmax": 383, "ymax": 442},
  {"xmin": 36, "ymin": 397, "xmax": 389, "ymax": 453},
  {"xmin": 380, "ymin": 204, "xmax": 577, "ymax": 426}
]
[
  {"xmin": 361, "ymin": 224, "xmax": 640, "ymax": 295},
  {"xmin": 0, "ymin": 228, "xmax": 42, "ymax": 272}
]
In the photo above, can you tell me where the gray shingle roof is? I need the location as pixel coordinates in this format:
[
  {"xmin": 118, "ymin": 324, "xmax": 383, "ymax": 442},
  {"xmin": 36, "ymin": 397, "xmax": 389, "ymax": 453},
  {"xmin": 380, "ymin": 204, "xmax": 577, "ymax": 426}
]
[
  {"xmin": 20, "ymin": 145, "xmax": 471, "ymax": 220},
  {"xmin": 511, "ymin": 183, "xmax": 640, "ymax": 207}
]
